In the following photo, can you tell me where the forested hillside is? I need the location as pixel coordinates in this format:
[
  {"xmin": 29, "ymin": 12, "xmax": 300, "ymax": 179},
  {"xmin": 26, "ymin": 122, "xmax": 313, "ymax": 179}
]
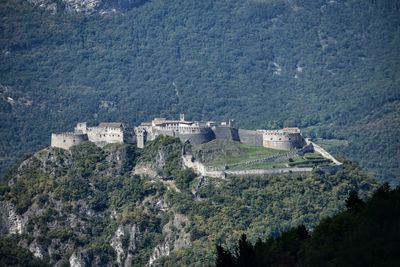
[
  {"xmin": 0, "ymin": 0, "xmax": 399, "ymax": 182},
  {"xmin": 0, "ymin": 138, "xmax": 377, "ymax": 265},
  {"xmin": 216, "ymin": 184, "xmax": 400, "ymax": 267}
]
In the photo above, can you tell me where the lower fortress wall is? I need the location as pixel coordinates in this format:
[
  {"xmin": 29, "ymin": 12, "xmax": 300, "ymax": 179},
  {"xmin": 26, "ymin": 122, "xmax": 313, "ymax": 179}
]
[
  {"xmin": 152, "ymin": 128, "xmax": 215, "ymax": 145},
  {"xmin": 212, "ymin": 126, "xmax": 240, "ymax": 141},
  {"xmin": 182, "ymin": 154, "xmax": 313, "ymax": 179},
  {"xmin": 176, "ymin": 128, "xmax": 215, "ymax": 145},
  {"xmin": 238, "ymin": 129, "xmax": 263, "ymax": 146},
  {"xmin": 51, "ymin": 133, "xmax": 88, "ymax": 150},
  {"xmin": 182, "ymin": 155, "xmax": 225, "ymax": 178},
  {"xmin": 263, "ymin": 133, "xmax": 306, "ymax": 150},
  {"xmin": 225, "ymin": 167, "xmax": 313, "ymax": 177},
  {"xmin": 263, "ymin": 140, "xmax": 293, "ymax": 150}
]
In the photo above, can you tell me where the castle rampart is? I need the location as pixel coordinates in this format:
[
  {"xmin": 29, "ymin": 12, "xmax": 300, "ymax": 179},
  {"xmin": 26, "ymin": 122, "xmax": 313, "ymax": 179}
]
[
  {"xmin": 238, "ymin": 129, "xmax": 263, "ymax": 146},
  {"xmin": 51, "ymin": 132, "xmax": 88, "ymax": 150},
  {"xmin": 51, "ymin": 122, "xmax": 134, "ymax": 150},
  {"xmin": 261, "ymin": 128, "xmax": 305, "ymax": 150},
  {"xmin": 135, "ymin": 115, "xmax": 306, "ymax": 151},
  {"xmin": 212, "ymin": 126, "xmax": 240, "ymax": 141},
  {"xmin": 176, "ymin": 128, "xmax": 215, "ymax": 145},
  {"xmin": 51, "ymin": 115, "xmax": 307, "ymax": 152}
]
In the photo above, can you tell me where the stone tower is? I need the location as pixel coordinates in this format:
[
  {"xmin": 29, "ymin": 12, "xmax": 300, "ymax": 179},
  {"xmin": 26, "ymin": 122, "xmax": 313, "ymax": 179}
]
[
  {"xmin": 75, "ymin": 122, "xmax": 87, "ymax": 134},
  {"xmin": 136, "ymin": 128, "xmax": 147, "ymax": 148},
  {"xmin": 180, "ymin": 113, "xmax": 185, "ymax": 122}
]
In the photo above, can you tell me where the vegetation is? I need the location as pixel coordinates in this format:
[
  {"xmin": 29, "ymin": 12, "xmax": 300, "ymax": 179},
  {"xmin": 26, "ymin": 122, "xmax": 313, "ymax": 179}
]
[
  {"xmin": 311, "ymin": 138, "xmax": 349, "ymax": 153},
  {"xmin": 0, "ymin": 0, "xmax": 399, "ymax": 184},
  {"xmin": 216, "ymin": 184, "xmax": 400, "ymax": 267},
  {"xmin": 0, "ymin": 138, "xmax": 379, "ymax": 265},
  {"xmin": 0, "ymin": 236, "xmax": 49, "ymax": 267}
]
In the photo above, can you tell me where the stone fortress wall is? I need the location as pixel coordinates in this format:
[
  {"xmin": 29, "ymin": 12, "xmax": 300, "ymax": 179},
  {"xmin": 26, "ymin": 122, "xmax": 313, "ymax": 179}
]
[
  {"xmin": 51, "ymin": 132, "xmax": 88, "ymax": 150},
  {"xmin": 176, "ymin": 128, "xmax": 215, "ymax": 145},
  {"xmin": 261, "ymin": 128, "xmax": 306, "ymax": 150},
  {"xmin": 135, "ymin": 114, "xmax": 306, "ymax": 151},
  {"xmin": 51, "ymin": 114, "xmax": 306, "ymax": 152},
  {"xmin": 135, "ymin": 114, "xmax": 218, "ymax": 148},
  {"xmin": 212, "ymin": 125, "xmax": 240, "ymax": 142},
  {"xmin": 237, "ymin": 129, "xmax": 263, "ymax": 146},
  {"xmin": 51, "ymin": 122, "xmax": 134, "ymax": 150}
]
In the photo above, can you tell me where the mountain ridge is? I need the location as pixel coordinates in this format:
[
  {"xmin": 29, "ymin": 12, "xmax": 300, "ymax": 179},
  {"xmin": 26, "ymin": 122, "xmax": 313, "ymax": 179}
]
[{"xmin": 0, "ymin": 0, "xmax": 399, "ymax": 183}]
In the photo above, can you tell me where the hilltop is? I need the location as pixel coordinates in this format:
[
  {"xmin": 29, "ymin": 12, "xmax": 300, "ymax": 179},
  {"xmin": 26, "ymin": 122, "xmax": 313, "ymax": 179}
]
[
  {"xmin": 0, "ymin": 137, "xmax": 378, "ymax": 266},
  {"xmin": 0, "ymin": 0, "xmax": 399, "ymax": 183}
]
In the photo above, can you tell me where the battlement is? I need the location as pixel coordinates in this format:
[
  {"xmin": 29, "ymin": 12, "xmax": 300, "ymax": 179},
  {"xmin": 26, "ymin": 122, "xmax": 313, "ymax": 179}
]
[
  {"xmin": 260, "ymin": 128, "xmax": 305, "ymax": 150},
  {"xmin": 51, "ymin": 132, "xmax": 88, "ymax": 150},
  {"xmin": 52, "ymin": 132, "xmax": 81, "ymax": 137}
]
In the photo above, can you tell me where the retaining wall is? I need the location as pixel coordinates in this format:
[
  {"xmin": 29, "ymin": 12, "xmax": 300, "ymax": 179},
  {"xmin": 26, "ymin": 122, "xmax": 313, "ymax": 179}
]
[
  {"xmin": 177, "ymin": 128, "xmax": 215, "ymax": 145},
  {"xmin": 212, "ymin": 126, "xmax": 240, "ymax": 141},
  {"xmin": 225, "ymin": 167, "xmax": 313, "ymax": 177},
  {"xmin": 238, "ymin": 129, "xmax": 263, "ymax": 146}
]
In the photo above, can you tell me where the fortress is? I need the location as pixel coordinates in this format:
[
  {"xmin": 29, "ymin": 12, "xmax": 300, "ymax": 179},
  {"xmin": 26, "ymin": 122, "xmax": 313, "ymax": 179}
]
[
  {"xmin": 51, "ymin": 122, "xmax": 135, "ymax": 150},
  {"xmin": 51, "ymin": 114, "xmax": 306, "ymax": 151}
]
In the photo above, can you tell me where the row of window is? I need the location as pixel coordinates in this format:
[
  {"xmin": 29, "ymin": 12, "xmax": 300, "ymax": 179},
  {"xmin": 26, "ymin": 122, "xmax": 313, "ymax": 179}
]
[
  {"xmin": 97, "ymin": 134, "xmax": 120, "ymax": 137},
  {"xmin": 266, "ymin": 137, "xmax": 291, "ymax": 141}
]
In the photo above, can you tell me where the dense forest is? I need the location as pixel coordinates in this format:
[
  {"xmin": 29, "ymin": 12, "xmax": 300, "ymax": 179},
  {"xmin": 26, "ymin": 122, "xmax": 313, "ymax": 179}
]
[
  {"xmin": 0, "ymin": 0, "xmax": 399, "ymax": 183},
  {"xmin": 216, "ymin": 184, "xmax": 400, "ymax": 267},
  {"xmin": 0, "ymin": 137, "xmax": 378, "ymax": 265}
]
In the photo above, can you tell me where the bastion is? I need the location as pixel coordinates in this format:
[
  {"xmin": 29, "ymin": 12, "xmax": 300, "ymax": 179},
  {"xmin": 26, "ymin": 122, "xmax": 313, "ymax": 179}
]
[
  {"xmin": 51, "ymin": 132, "xmax": 88, "ymax": 150},
  {"xmin": 51, "ymin": 122, "xmax": 134, "ymax": 150}
]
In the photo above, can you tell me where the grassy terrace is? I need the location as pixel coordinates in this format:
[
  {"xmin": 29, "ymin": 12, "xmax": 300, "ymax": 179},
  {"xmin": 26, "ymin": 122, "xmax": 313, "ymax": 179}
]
[
  {"xmin": 209, "ymin": 144, "xmax": 283, "ymax": 166},
  {"xmin": 191, "ymin": 140, "xmax": 283, "ymax": 165},
  {"xmin": 191, "ymin": 140, "xmax": 333, "ymax": 171}
]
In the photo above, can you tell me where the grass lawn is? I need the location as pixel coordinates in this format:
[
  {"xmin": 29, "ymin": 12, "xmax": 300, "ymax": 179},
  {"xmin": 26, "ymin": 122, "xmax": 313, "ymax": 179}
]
[
  {"xmin": 208, "ymin": 143, "xmax": 285, "ymax": 167},
  {"xmin": 191, "ymin": 140, "xmax": 334, "ymax": 171},
  {"xmin": 228, "ymin": 161, "xmax": 288, "ymax": 170}
]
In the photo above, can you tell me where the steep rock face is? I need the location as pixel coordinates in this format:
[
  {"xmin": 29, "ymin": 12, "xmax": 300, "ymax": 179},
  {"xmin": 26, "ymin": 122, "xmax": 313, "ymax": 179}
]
[
  {"xmin": 149, "ymin": 213, "xmax": 191, "ymax": 266},
  {"xmin": 0, "ymin": 202, "xmax": 25, "ymax": 235},
  {"xmin": 0, "ymin": 140, "xmax": 188, "ymax": 266},
  {"xmin": 69, "ymin": 252, "xmax": 86, "ymax": 267},
  {"xmin": 0, "ymin": 143, "xmax": 150, "ymax": 266},
  {"xmin": 27, "ymin": 0, "xmax": 149, "ymax": 13},
  {"xmin": 110, "ymin": 224, "xmax": 141, "ymax": 266}
]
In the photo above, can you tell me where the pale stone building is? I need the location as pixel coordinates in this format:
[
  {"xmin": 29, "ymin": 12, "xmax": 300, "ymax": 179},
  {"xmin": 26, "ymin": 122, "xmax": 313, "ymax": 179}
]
[{"xmin": 51, "ymin": 122, "xmax": 134, "ymax": 150}]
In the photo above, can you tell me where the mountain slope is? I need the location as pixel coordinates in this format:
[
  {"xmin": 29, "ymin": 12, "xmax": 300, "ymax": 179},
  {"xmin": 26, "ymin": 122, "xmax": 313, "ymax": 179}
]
[
  {"xmin": 216, "ymin": 185, "xmax": 400, "ymax": 267},
  {"xmin": 0, "ymin": 0, "xmax": 399, "ymax": 182},
  {"xmin": 0, "ymin": 138, "xmax": 377, "ymax": 265}
]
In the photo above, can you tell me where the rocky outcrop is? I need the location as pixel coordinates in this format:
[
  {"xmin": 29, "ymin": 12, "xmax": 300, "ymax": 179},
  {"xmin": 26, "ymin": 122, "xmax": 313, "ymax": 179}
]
[
  {"xmin": 134, "ymin": 163, "xmax": 159, "ymax": 177},
  {"xmin": 0, "ymin": 202, "xmax": 26, "ymax": 235},
  {"xmin": 110, "ymin": 224, "xmax": 140, "ymax": 267},
  {"xmin": 27, "ymin": 0, "xmax": 150, "ymax": 14},
  {"xmin": 149, "ymin": 213, "xmax": 191, "ymax": 266},
  {"xmin": 69, "ymin": 252, "xmax": 86, "ymax": 267},
  {"xmin": 28, "ymin": 240, "xmax": 47, "ymax": 259}
]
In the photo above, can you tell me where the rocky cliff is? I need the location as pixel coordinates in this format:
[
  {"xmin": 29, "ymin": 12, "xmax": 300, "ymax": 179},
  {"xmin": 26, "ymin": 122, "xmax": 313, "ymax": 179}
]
[{"xmin": 27, "ymin": 0, "xmax": 149, "ymax": 13}]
